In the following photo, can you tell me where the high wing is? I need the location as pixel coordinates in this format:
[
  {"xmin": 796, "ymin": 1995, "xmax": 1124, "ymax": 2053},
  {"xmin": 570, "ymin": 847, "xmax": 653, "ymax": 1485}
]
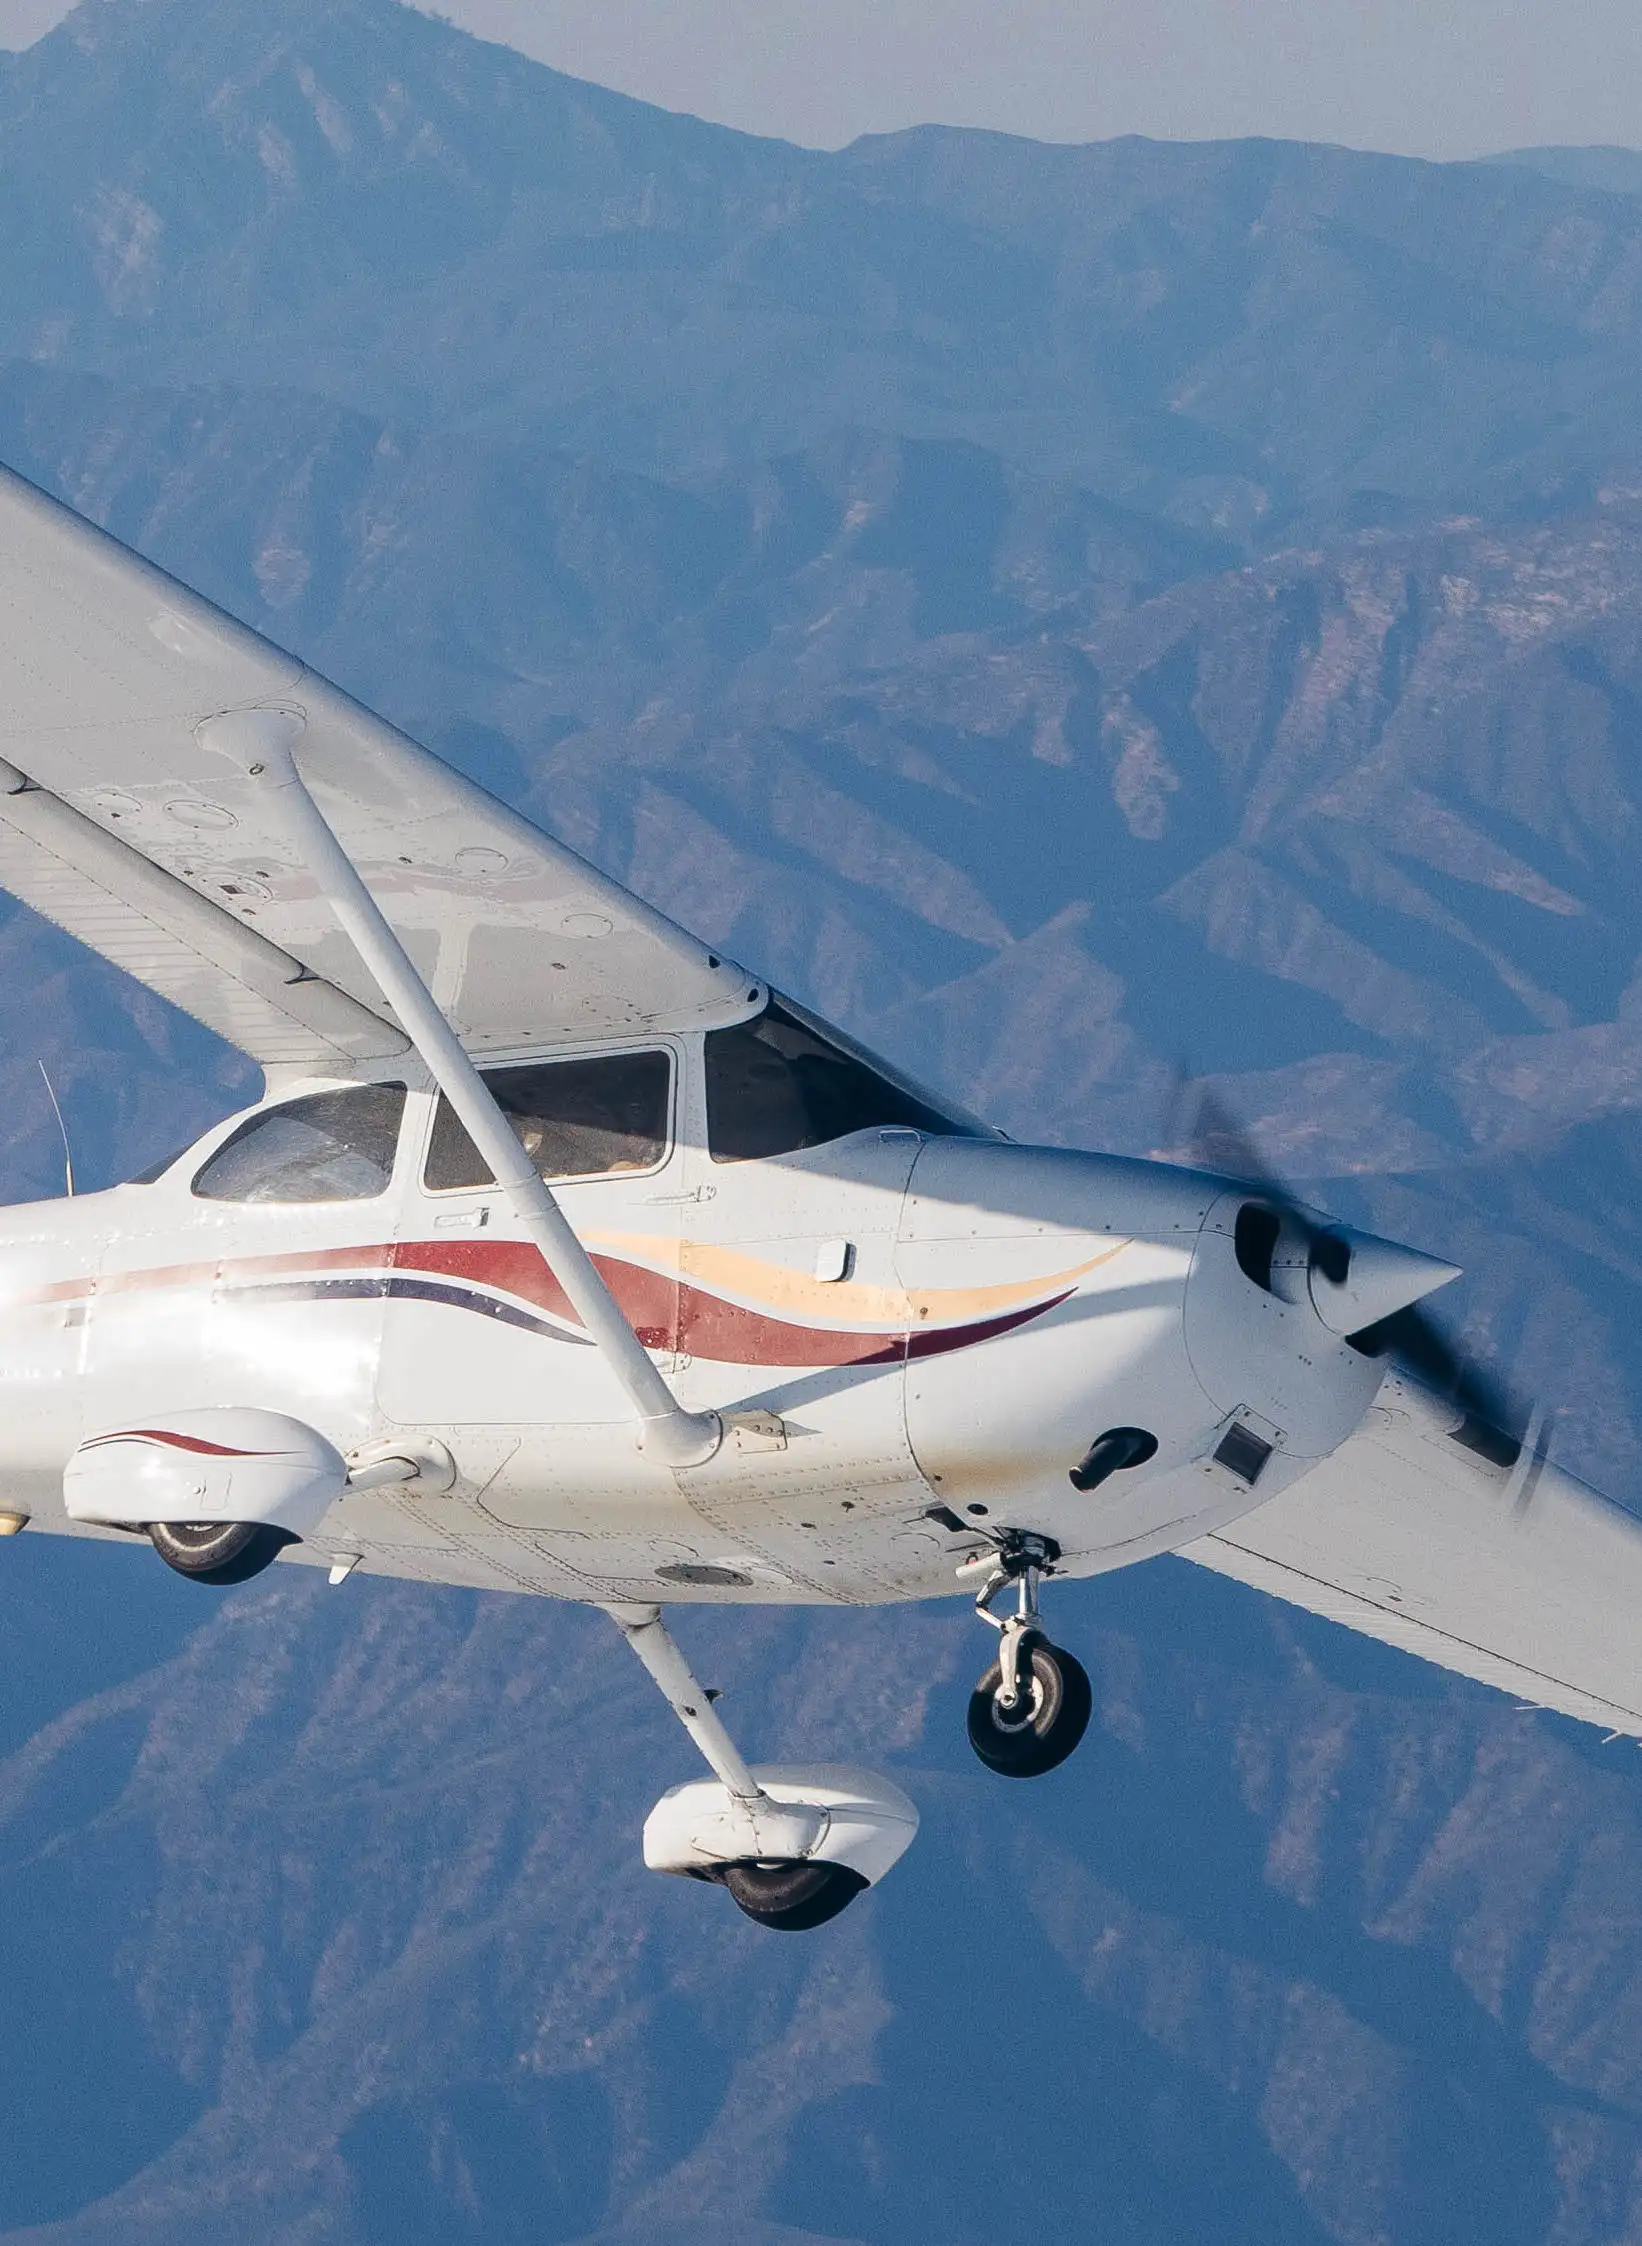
[
  {"xmin": 1181, "ymin": 1373, "xmax": 1642, "ymax": 1738},
  {"xmin": 0, "ymin": 462, "xmax": 757, "ymax": 1067}
]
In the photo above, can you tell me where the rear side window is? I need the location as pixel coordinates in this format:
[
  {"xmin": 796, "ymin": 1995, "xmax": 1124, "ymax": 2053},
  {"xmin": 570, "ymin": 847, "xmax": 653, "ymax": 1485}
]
[
  {"xmin": 192, "ymin": 1084, "xmax": 407, "ymax": 1204},
  {"xmin": 704, "ymin": 1001, "xmax": 966, "ymax": 1163},
  {"xmin": 424, "ymin": 1050, "xmax": 672, "ymax": 1190}
]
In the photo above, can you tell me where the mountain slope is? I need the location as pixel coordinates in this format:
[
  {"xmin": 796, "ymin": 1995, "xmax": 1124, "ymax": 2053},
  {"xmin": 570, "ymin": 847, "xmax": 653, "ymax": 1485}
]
[
  {"xmin": 2, "ymin": 7, "xmax": 1642, "ymax": 2243},
  {"xmin": 12, "ymin": 1549, "xmax": 1642, "ymax": 2246}
]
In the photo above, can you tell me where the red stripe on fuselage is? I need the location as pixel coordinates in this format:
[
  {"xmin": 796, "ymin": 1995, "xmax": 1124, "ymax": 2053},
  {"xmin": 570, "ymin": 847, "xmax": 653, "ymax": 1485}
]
[
  {"xmin": 31, "ymin": 1240, "xmax": 1071, "ymax": 1368},
  {"xmin": 79, "ymin": 1428, "xmax": 275, "ymax": 1458}
]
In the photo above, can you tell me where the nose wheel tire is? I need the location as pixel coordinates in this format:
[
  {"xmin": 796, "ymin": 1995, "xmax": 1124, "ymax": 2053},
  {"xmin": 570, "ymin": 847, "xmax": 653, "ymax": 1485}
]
[
  {"xmin": 147, "ymin": 1520, "xmax": 291, "ymax": 1585},
  {"xmin": 967, "ymin": 1637, "xmax": 1092, "ymax": 1778},
  {"xmin": 719, "ymin": 1860, "xmax": 868, "ymax": 1931}
]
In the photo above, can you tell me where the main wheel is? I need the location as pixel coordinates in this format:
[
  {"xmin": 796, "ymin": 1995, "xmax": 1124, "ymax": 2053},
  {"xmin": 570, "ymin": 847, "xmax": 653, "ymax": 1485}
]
[
  {"xmin": 720, "ymin": 1860, "xmax": 867, "ymax": 1931},
  {"xmin": 148, "ymin": 1520, "xmax": 291, "ymax": 1586},
  {"xmin": 967, "ymin": 1637, "xmax": 1092, "ymax": 1778}
]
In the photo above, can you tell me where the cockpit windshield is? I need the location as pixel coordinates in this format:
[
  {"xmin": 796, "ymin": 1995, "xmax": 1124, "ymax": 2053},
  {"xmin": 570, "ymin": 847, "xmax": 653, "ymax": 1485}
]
[{"xmin": 704, "ymin": 999, "xmax": 992, "ymax": 1164}]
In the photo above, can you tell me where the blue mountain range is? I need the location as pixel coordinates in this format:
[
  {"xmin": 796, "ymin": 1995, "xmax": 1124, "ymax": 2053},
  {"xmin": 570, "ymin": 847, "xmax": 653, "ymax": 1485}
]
[{"xmin": 5, "ymin": 3, "xmax": 1642, "ymax": 2239}]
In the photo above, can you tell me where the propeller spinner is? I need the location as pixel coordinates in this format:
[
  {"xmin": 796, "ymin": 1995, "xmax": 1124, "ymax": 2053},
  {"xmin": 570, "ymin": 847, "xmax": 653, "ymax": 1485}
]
[{"xmin": 1186, "ymin": 1089, "xmax": 1528, "ymax": 1453}]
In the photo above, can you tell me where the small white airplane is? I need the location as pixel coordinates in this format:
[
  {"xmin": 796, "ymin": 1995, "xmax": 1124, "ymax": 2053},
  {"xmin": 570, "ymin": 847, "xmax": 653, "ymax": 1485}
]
[{"xmin": 0, "ymin": 460, "xmax": 1637, "ymax": 1933}]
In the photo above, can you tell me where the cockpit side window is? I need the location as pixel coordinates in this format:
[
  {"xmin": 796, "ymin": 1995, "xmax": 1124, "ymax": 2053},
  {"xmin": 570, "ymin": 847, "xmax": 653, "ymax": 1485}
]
[
  {"xmin": 191, "ymin": 1084, "xmax": 407, "ymax": 1204},
  {"xmin": 704, "ymin": 1000, "xmax": 978, "ymax": 1163},
  {"xmin": 424, "ymin": 1049, "xmax": 673, "ymax": 1190}
]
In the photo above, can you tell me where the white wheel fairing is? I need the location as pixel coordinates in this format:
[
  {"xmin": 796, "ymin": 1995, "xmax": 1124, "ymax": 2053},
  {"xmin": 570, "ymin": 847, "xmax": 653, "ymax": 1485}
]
[
  {"xmin": 643, "ymin": 1765, "xmax": 920, "ymax": 1887},
  {"xmin": 64, "ymin": 1406, "xmax": 348, "ymax": 1537}
]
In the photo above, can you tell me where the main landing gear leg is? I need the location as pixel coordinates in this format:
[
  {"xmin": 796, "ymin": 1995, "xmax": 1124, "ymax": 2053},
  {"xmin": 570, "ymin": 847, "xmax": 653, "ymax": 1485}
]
[
  {"xmin": 602, "ymin": 1603, "xmax": 906, "ymax": 1931},
  {"xmin": 965, "ymin": 1533, "xmax": 1092, "ymax": 1778}
]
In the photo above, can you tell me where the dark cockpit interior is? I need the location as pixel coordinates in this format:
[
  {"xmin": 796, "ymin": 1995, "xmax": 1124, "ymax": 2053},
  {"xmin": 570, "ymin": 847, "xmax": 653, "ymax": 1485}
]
[{"xmin": 705, "ymin": 998, "xmax": 989, "ymax": 1163}]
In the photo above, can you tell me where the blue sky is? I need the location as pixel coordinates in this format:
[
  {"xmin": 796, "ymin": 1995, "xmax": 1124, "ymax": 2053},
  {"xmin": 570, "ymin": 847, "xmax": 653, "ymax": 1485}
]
[{"xmin": 4, "ymin": 0, "xmax": 1640, "ymax": 159}]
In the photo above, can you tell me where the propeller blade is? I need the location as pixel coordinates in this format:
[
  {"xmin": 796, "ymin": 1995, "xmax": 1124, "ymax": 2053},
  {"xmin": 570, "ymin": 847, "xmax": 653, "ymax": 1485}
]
[{"xmin": 1349, "ymin": 1301, "xmax": 1525, "ymax": 1453}]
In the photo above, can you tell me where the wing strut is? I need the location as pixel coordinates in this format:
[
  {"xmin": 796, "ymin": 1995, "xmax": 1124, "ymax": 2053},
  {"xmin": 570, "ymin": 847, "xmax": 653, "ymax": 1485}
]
[{"xmin": 201, "ymin": 706, "xmax": 723, "ymax": 1470}]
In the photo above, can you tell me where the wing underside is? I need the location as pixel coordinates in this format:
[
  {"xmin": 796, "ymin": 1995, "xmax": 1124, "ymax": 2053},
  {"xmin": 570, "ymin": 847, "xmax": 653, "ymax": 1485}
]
[
  {"xmin": 1181, "ymin": 1374, "xmax": 1642, "ymax": 1737},
  {"xmin": 0, "ymin": 462, "xmax": 757, "ymax": 1065},
  {"xmin": 0, "ymin": 756, "xmax": 402, "ymax": 1062}
]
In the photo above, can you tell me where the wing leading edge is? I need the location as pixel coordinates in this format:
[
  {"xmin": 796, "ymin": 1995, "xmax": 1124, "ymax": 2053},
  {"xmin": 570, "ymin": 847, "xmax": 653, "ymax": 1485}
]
[
  {"xmin": 0, "ymin": 462, "xmax": 758, "ymax": 1065},
  {"xmin": 1181, "ymin": 1374, "xmax": 1642, "ymax": 1737}
]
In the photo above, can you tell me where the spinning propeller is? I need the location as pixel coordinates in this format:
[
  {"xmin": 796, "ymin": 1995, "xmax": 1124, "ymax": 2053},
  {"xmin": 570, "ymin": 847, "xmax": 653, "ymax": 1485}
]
[{"xmin": 1181, "ymin": 1086, "xmax": 1530, "ymax": 1461}]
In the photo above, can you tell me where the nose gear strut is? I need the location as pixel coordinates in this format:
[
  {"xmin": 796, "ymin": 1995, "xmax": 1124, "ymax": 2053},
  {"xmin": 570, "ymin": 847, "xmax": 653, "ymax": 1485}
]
[
  {"xmin": 972, "ymin": 1530, "xmax": 1060, "ymax": 1715},
  {"xmin": 963, "ymin": 1530, "xmax": 1092, "ymax": 1778}
]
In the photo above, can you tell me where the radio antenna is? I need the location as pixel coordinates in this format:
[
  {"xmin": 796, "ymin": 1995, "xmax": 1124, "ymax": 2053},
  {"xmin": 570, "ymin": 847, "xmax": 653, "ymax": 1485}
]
[{"xmin": 38, "ymin": 1061, "xmax": 74, "ymax": 1198}]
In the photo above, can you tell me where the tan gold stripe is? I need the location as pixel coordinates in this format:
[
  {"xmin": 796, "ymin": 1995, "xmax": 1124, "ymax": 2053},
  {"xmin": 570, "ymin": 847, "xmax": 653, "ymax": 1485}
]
[{"xmin": 589, "ymin": 1232, "xmax": 1130, "ymax": 1329}]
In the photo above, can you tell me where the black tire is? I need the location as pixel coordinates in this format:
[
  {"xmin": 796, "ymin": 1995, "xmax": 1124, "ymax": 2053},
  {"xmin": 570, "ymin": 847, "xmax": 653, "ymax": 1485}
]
[
  {"xmin": 147, "ymin": 1520, "xmax": 292, "ymax": 1586},
  {"xmin": 720, "ymin": 1860, "xmax": 867, "ymax": 1931},
  {"xmin": 967, "ymin": 1638, "xmax": 1092, "ymax": 1778}
]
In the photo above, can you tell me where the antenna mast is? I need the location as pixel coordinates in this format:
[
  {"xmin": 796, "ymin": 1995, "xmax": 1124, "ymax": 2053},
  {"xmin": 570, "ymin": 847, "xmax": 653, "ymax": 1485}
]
[{"xmin": 38, "ymin": 1060, "xmax": 73, "ymax": 1197}]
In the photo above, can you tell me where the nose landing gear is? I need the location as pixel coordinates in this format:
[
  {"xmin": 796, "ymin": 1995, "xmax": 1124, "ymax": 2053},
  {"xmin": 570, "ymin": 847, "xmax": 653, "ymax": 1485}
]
[{"xmin": 964, "ymin": 1532, "xmax": 1091, "ymax": 1778}]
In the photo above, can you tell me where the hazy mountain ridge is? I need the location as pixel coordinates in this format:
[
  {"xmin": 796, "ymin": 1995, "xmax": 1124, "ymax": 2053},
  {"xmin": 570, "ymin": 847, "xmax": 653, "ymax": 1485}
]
[
  {"xmin": 4, "ymin": 2, "xmax": 1642, "ymax": 2240},
  {"xmin": 1489, "ymin": 147, "xmax": 1642, "ymax": 197},
  {"xmin": 7, "ymin": 0, "xmax": 1642, "ymax": 528}
]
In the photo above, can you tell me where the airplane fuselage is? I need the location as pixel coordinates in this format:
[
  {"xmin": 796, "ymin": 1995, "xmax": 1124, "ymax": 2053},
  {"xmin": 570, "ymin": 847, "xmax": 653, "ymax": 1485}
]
[{"xmin": 0, "ymin": 1034, "xmax": 1392, "ymax": 1608}]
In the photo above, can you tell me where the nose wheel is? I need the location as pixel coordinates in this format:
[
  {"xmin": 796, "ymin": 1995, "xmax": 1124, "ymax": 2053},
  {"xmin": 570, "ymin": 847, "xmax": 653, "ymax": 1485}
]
[{"xmin": 965, "ymin": 1532, "xmax": 1091, "ymax": 1778}]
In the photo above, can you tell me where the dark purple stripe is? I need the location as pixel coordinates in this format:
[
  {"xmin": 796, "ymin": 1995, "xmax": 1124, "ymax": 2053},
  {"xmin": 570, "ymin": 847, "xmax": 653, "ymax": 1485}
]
[{"xmin": 219, "ymin": 1273, "xmax": 594, "ymax": 1344}]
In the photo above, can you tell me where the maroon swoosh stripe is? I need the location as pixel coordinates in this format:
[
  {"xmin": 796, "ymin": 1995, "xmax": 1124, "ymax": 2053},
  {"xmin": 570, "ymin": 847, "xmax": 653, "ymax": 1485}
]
[
  {"xmin": 40, "ymin": 1241, "xmax": 1074, "ymax": 1369},
  {"xmin": 79, "ymin": 1429, "xmax": 277, "ymax": 1458}
]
